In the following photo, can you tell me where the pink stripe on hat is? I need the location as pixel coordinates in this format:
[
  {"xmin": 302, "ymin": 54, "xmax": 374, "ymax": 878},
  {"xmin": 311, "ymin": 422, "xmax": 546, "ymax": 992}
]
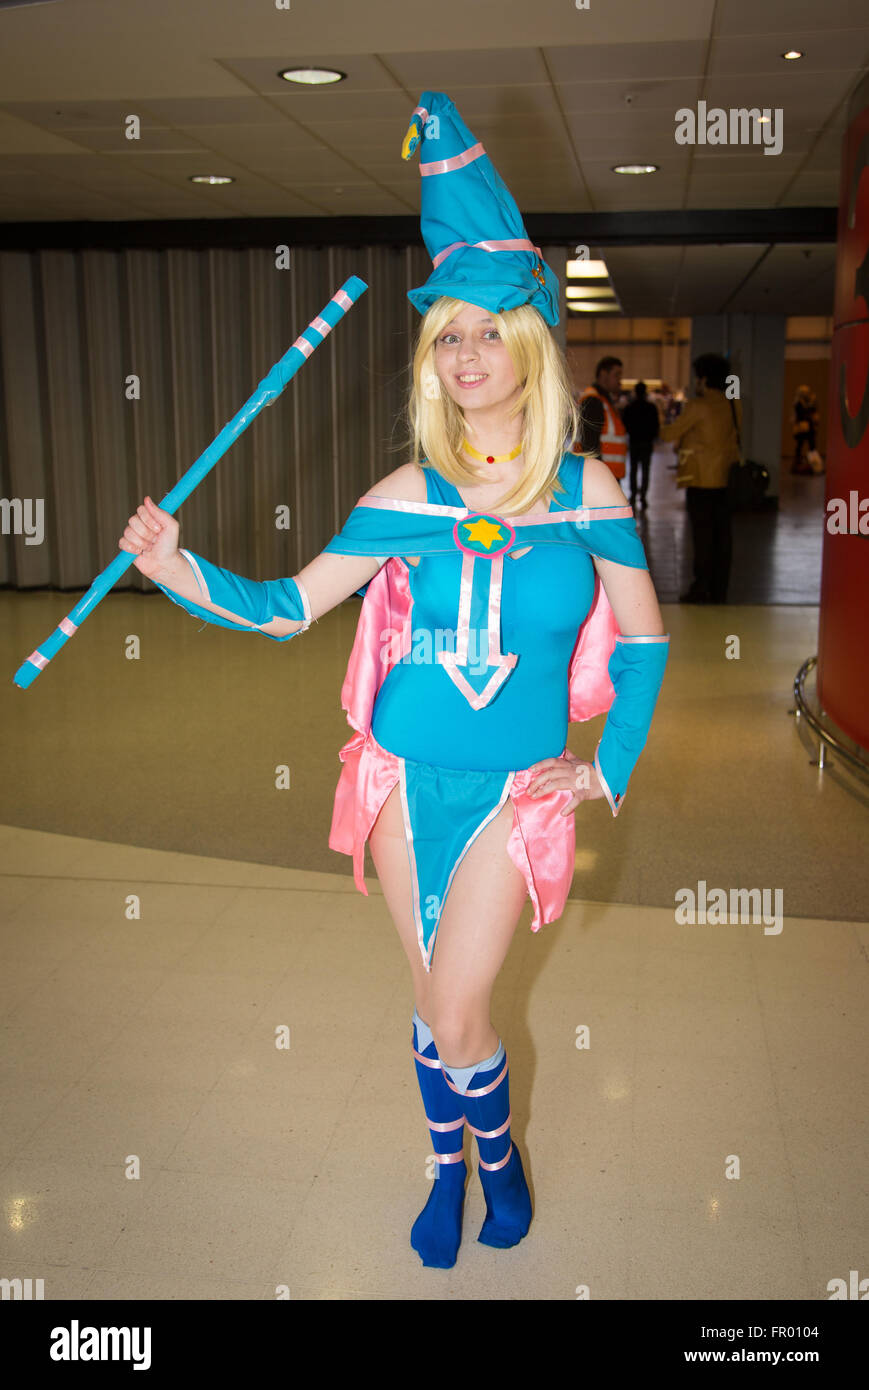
[
  {"xmin": 420, "ymin": 140, "xmax": 485, "ymax": 177},
  {"xmin": 431, "ymin": 240, "xmax": 468, "ymax": 269},
  {"xmin": 431, "ymin": 237, "xmax": 542, "ymax": 270}
]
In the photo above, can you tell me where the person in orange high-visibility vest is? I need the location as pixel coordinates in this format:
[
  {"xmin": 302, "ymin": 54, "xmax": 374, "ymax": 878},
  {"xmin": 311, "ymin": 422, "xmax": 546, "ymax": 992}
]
[{"xmin": 576, "ymin": 356, "xmax": 628, "ymax": 481}]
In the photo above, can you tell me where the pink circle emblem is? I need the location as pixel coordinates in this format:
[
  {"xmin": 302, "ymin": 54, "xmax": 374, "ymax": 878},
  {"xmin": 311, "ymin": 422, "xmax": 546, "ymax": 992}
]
[{"xmin": 452, "ymin": 512, "xmax": 516, "ymax": 559}]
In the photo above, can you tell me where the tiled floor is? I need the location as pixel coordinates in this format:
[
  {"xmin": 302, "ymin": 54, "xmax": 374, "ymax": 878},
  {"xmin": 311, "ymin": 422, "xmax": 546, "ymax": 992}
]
[{"xmin": 0, "ymin": 825, "xmax": 866, "ymax": 1299}]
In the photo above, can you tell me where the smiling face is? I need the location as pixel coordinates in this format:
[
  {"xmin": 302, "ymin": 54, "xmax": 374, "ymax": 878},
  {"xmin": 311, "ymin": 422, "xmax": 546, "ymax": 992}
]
[{"xmin": 433, "ymin": 303, "xmax": 522, "ymax": 414}]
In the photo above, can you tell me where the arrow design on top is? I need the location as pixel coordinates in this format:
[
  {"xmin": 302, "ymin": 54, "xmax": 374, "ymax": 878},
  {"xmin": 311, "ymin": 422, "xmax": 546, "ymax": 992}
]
[{"xmin": 436, "ymin": 549, "xmax": 518, "ymax": 709}]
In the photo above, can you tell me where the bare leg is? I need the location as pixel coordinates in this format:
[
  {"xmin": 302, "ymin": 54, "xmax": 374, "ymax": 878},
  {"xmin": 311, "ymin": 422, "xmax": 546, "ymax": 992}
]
[
  {"xmin": 368, "ymin": 783, "xmax": 433, "ymax": 1019},
  {"xmin": 369, "ymin": 780, "xmax": 533, "ymax": 1259},
  {"xmin": 368, "ymin": 782, "xmax": 529, "ymax": 1048},
  {"xmin": 426, "ymin": 798, "xmax": 528, "ymax": 1067}
]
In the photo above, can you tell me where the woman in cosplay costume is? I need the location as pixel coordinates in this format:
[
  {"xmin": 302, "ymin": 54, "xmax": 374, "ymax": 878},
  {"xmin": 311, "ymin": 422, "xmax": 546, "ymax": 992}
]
[{"xmin": 119, "ymin": 93, "xmax": 669, "ymax": 1270}]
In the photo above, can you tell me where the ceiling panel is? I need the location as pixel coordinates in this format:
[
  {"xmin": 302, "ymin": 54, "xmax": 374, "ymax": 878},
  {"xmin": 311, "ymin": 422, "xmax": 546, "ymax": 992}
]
[
  {"xmin": 779, "ymin": 171, "xmax": 843, "ymax": 203},
  {"xmin": 715, "ymin": 0, "xmax": 867, "ymax": 38},
  {"xmin": 168, "ymin": 125, "xmax": 327, "ymax": 161},
  {"xmin": 558, "ymin": 77, "xmax": 703, "ymax": 114},
  {"xmin": 543, "ymin": 41, "xmax": 709, "ymax": 82},
  {"xmin": 0, "ymin": 3, "xmax": 857, "ymax": 318},
  {"xmin": 382, "ymin": 49, "xmax": 552, "ymax": 88},
  {"xmin": 217, "ymin": 53, "xmax": 402, "ymax": 95},
  {"xmin": 268, "ymin": 89, "xmax": 414, "ymax": 123},
  {"xmin": 134, "ymin": 96, "xmax": 289, "ymax": 126},
  {"xmin": 708, "ymin": 29, "xmax": 869, "ymax": 76}
]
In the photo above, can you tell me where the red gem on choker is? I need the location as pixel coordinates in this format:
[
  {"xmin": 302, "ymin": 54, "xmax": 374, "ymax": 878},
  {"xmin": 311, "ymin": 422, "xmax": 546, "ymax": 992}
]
[{"xmin": 486, "ymin": 455, "xmax": 495, "ymax": 463}]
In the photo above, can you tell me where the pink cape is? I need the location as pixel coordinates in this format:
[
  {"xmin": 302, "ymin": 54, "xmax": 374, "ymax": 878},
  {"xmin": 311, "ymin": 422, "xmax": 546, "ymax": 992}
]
[{"xmin": 328, "ymin": 557, "xmax": 619, "ymax": 933}]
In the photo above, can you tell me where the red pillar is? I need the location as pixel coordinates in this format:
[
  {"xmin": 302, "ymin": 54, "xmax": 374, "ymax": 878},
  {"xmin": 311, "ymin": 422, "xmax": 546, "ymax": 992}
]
[{"xmin": 817, "ymin": 73, "xmax": 869, "ymax": 749}]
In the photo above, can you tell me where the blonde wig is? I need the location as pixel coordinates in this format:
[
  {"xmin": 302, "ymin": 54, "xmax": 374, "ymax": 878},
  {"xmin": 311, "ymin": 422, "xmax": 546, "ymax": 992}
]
[{"xmin": 407, "ymin": 297, "xmax": 580, "ymax": 516}]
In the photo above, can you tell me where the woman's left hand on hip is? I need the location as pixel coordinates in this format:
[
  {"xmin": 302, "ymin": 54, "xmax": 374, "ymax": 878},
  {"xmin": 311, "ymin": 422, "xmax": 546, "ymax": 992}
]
[{"xmin": 526, "ymin": 750, "xmax": 604, "ymax": 815}]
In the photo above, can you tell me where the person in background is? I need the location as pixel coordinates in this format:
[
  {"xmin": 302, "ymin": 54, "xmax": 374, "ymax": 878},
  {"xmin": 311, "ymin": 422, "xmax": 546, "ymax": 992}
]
[
  {"xmin": 791, "ymin": 385, "xmax": 822, "ymax": 475},
  {"xmin": 621, "ymin": 380, "xmax": 660, "ymax": 509},
  {"xmin": 659, "ymin": 352, "xmax": 741, "ymax": 604},
  {"xmin": 576, "ymin": 356, "xmax": 628, "ymax": 482}
]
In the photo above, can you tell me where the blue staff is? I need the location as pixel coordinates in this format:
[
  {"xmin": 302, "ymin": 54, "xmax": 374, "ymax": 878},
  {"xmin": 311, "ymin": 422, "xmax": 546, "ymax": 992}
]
[{"xmin": 12, "ymin": 275, "xmax": 368, "ymax": 689}]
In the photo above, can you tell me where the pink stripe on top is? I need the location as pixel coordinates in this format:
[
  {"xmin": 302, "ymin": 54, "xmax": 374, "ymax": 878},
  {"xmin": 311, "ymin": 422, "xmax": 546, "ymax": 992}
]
[
  {"xmin": 420, "ymin": 141, "xmax": 485, "ymax": 176},
  {"xmin": 310, "ymin": 315, "xmax": 331, "ymax": 337},
  {"xmin": 332, "ymin": 289, "xmax": 353, "ymax": 311}
]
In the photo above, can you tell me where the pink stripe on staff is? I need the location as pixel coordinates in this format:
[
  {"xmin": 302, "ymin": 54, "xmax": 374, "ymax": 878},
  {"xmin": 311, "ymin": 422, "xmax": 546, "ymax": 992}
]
[
  {"xmin": 310, "ymin": 315, "xmax": 331, "ymax": 336},
  {"xmin": 59, "ymin": 617, "xmax": 78, "ymax": 636},
  {"xmin": 291, "ymin": 335, "xmax": 314, "ymax": 358},
  {"xmin": 332, "ymin": 289, "xmax": 353, "ymax": 311},
  {"xmin": 420, "ymin": 141, "xmax": 485, "ymax": 176},
  {"xmin": 27, "ymin": 650, "xmax": 48, "ymax": 669}
]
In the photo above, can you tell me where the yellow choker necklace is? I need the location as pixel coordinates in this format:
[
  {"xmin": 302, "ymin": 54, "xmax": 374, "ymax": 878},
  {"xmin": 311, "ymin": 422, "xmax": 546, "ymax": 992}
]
[{"xmin": 463, "ymin": 438, "xmax": 522, "ymax": 465}]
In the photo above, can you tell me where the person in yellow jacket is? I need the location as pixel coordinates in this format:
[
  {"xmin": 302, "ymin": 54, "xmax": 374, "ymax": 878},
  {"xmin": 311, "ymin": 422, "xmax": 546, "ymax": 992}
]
[
  {"xmin": 576, "ymin": 356, "xmax": 628, "ymax": 480},
  {"xmin": 659, "ymin": 352, "xmax": 742, "ymax": 604}
]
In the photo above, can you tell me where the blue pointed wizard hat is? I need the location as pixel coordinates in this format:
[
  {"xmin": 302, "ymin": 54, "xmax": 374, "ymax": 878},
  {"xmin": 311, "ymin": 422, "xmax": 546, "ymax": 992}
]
[{"xmin": 402, "ymin": 91, "xmax": 560, "ymax": 327}]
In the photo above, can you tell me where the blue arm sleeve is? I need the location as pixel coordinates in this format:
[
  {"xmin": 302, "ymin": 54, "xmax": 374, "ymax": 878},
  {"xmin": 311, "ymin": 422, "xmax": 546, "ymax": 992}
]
[
  {"xmin": 152, "ymin": 549, "xmax": 312, "ymax": 644},
  {"xmin": 593, "ymin": 635, "xmax": 669, "ymax": 815}
]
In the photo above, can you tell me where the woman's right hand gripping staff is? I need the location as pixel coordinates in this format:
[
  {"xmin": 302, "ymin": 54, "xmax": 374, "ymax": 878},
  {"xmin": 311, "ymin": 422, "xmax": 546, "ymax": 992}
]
[{"xmin": 118, "ymin": 493, "xmax": 385, "ymax": 642}]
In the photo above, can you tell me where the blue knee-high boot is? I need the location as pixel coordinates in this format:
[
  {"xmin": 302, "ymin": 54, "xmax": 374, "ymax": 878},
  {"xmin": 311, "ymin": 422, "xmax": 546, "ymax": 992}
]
[
  {"xmin": 442, "ymin": 1041, "xmax": 532, "ymax": 1249},
  {"xmin": 410, "ymin": 1010, "xmax": 468, "ymax": 1269}
]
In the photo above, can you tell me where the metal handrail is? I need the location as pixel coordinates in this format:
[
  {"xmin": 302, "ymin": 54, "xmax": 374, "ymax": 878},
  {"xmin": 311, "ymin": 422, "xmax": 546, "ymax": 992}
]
[{"xmin": 792, "ymin": 656, "xmax": 869, "ymax": 782}]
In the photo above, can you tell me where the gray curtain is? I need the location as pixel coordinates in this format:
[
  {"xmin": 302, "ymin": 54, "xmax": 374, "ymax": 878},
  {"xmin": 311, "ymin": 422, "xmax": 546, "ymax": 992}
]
[
  {"xmin": 0, "ymin": 240, "xmax": 568, "ymax": 589},
  {"xmin": 0, "ymin": 242, "xmax": 432, "ymax": 588}
]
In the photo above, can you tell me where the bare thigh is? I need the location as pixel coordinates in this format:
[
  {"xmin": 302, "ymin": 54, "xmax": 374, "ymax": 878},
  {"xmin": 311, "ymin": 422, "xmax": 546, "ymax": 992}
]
[
  {"xmin": 368, "ymin": 781, "xmax": 528, "ymax": 1045},
  {"xmin": 368, "ymin": 783, "xmax": 431, "ymax": 1007}
]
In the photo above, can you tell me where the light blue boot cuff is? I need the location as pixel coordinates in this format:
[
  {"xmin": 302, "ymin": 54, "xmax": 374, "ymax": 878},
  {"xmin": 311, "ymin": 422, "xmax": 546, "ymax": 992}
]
[
  {"xmin": 441, "ymin": 1041, "xmax": 505, "ymax": 1097},
  {"xmin": 412, "ymin": 1008, "xmax": 435, "ymax": 1054}
]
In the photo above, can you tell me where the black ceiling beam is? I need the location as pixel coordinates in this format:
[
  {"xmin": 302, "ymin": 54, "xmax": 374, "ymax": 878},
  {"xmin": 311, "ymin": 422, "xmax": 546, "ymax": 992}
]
[{"xmin": 0, "ymin": 206, "xmax": 837, "ymax": 252}]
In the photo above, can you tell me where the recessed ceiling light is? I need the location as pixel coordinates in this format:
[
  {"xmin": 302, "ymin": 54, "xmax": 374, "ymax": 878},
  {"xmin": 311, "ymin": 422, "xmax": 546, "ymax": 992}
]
[
  {"xmin": 565, "ymin": 286, "xmax": 617, "ymax": 299},
  {"xmin": 782, "ymin": 50, "xmax": 804, "ymax": 61},
  {"xmin": 189, "ymin": 175, "xmax": 234, "ymax": 185},
  {"xmin": 566, "ymin": 259, "xmax": 610, "ymax": 278},
  {"xmin": 612, "ymin": 164, "xmax": 658, "ymax": 175},
  {"xmin": 569, "ymin": 302, "xmax": 622, "ymax": 312},
  {"xmin": 279, "ymin": 67, "xmax": 346, "ymax": 85}
]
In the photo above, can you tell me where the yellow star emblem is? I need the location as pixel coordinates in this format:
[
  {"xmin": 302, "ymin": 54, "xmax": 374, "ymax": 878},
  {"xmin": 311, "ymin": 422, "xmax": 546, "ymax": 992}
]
[{"xmin": 462, "ymin": 518, "xmax": 505, "ymax": 550}]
